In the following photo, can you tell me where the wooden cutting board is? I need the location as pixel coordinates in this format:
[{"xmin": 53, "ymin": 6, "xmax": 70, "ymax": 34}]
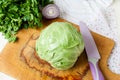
[{"xmin": 0, "ymin": 18, "xmax": 120, "ymax": 80}]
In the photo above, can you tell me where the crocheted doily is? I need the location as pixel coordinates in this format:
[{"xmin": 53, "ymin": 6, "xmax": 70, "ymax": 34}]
[{"xmin": 54, "ymin": 0, "xmax": 120, "ymax": 74}]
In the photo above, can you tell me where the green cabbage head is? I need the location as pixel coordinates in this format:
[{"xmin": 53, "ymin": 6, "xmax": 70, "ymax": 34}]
[{"xmin": 36, "ymin": 22, "xmax": 84, "ymax": 70}]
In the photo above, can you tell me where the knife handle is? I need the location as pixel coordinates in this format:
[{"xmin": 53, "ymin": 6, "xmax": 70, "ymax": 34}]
[{"xmin": 89, "ymin": 58, "xmax": 104, "ymax": 80}]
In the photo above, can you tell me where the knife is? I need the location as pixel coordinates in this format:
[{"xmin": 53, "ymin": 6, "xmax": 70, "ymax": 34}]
[{"xmin": 79, "ymin": 22, "xmax": 104, "ymax": 80}]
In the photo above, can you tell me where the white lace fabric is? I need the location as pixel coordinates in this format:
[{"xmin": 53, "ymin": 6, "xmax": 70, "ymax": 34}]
[{"xmin": 54, "ymin": 0, "xmax": 120, "ymax": 74}]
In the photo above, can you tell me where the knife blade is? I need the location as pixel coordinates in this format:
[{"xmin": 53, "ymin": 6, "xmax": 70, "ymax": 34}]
[{"xmin": 79, "ymin": 22, "xmax": 104, "ymax": 80}]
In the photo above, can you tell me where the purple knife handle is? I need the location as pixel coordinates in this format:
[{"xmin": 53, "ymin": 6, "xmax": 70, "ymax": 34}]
[{"xmin": 89, "ymin": 58, "xmax": 104, "ymax": 80}]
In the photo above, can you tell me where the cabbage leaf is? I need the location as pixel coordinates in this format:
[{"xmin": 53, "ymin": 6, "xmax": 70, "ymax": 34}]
[{"xmin": 36, "ymin": 22, "xmax": 84, "ymax": 70}]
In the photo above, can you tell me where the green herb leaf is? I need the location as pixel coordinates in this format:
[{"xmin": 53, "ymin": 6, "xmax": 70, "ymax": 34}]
[{"xmin": 0, "ymin": 0, "xmax": 52, "ymax": 42}]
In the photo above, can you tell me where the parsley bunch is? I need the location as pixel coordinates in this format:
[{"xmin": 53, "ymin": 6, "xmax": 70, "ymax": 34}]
[
  {"xmin": 40, "ymin": 0, "xmax": 53, "ymax": 7},
  {"xmin": 0, "ymin": 0, "xmax": 52, "ymax": 42}
]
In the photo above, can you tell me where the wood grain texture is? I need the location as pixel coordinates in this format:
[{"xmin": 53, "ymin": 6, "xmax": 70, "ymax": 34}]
[{"xmin": 0, "ymin": 18, "xmax": 119, "ymax": 80}]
